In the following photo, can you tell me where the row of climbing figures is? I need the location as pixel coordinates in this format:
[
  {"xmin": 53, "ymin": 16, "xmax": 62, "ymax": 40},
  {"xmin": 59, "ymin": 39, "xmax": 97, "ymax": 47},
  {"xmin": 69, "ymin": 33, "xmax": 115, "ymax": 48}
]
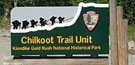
[{"xmin": 12, "ymin": 16, "xmax": 65, "ymax": 29}]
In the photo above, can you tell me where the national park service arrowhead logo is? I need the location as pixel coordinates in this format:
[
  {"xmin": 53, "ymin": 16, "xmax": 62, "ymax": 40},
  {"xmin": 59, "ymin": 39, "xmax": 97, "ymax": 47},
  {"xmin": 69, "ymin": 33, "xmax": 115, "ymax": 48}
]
[{"xmin": 83, "ymin": 11, "xmax": 99, "ymax": 31}]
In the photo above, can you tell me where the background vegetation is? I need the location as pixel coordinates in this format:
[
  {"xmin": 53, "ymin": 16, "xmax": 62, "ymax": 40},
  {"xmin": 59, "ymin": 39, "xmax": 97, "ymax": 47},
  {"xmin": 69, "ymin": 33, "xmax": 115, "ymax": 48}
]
[{"xmin": 0, "ymin": 0, "xmax": 134, "ymax": 40}]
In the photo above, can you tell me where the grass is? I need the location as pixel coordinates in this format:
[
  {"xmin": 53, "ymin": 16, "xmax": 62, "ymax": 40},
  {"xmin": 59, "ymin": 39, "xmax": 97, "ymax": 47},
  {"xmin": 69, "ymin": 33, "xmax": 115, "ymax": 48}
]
[
  {"xmin": 128, "ymin": 24, "xmax": 135, "ymax": 41},
  {"xmin": 0, "ymin": 15, "xmax": 10, "ymax": 29},
  {"xmin": 0, "ymin": 15, "xmax": 3, "ymax": 21}
]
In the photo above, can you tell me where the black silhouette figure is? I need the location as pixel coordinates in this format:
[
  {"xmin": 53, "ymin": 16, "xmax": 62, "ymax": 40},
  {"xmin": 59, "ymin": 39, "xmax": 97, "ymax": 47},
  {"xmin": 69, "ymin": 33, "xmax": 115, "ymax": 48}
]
[
  {"xmin": 58, "ymin": 17, "xmax": 65, "ymax": 23},
  {"xmin": 22, "ymin": 20, "xmax": 29, "ymax": 29},
  {"xmin": 50, "ymin": 16, "xmax": 57, "ymax": 25},
  {"xmin": 12, "ymin": 20, "xmax": 21, "ymax": 29},
  {"xmin": 30, "ymin": 19, "xmax": 38, "ymax": 28},
  {"xmin": 39, "ymin": 17, "xmax": 47, "ymax": 27}
]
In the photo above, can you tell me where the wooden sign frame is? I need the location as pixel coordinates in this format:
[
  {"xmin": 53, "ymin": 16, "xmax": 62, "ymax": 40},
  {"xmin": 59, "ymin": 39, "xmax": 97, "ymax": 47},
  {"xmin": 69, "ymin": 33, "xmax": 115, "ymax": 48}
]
[{"xmin": 110, "ymin": 0, "xmax": 128, "ymax": 65}]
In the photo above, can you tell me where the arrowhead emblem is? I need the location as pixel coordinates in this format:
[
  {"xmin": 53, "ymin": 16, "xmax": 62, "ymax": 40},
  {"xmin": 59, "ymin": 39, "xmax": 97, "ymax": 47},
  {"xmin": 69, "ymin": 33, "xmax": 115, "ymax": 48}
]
[{"xmin": 83, "ymin": 11, "xmax": 99, "ymax": 31}]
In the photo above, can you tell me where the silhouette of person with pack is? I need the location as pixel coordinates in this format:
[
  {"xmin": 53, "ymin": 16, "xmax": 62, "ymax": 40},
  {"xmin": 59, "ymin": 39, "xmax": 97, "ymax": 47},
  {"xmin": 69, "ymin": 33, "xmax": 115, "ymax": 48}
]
[
  {"xmin": 58, "ymin": 16, "xmax": 65, "ymax": 23},
  {"xmin": 22, "ymin": 20, "xmax": 29, "ymax": 29},
  {"xmin": 30, "ymin": 19, "xmax": 38, "ymax": 28},
  {"xmin": 12, "ymin": 20, "xmax": 21, "ymax": 29},
  {"xmin": 50, "ymin": 16, "xmax": 57, "ymax": 25},
  {"xmin": 39, "ymin": 17, "xmax": 47, "ymax": 27}
]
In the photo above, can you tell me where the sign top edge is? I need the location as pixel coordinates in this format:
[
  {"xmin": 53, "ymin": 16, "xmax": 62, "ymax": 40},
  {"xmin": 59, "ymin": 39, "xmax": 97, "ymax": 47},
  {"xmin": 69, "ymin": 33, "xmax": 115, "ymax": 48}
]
[{"xmin": 80, "ymin": 3, "xmax": 109, "ymax": 7}]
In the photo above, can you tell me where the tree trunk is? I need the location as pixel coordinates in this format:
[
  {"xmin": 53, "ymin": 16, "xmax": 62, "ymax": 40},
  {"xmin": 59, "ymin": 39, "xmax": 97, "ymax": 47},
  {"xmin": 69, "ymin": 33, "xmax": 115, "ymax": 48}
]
[
  {"xmin": 14, "ymin": 0, "xmax": 17, "ymax": 7},
  {"xmin": 3, "ymin": 0, "xmax": 9, "ymax": 21}
]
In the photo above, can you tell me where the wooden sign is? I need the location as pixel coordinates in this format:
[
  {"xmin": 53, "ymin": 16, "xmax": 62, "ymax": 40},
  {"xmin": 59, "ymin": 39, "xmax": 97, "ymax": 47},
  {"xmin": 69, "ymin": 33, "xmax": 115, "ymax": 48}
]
[{"xmin": 11, "ymin": 3, "xmax": 109, "ymax": 56}]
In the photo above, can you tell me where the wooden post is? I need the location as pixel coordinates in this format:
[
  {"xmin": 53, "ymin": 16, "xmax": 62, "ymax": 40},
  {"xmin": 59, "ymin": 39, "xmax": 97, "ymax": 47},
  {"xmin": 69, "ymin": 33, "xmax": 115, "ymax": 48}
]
[
  {"xmin": 122, "ymin": 19, "xmax": 128, "ymax": 65},
  {"xmin": 109, "ymin": 0, "xmax": 118, "ymax": 65},
  {"xmin": 117, "ymin": 6, "xmax": 123, "ymax": 65}
]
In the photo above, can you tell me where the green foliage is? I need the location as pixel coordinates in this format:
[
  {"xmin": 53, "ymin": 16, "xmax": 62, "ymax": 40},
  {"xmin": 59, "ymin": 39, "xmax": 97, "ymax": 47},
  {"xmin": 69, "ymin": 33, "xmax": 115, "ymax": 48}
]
[
  {"xmin": 0, "ymin": 0, "xmax": 4, "ymax": 15},
  {"xmin": 128, "ymin": 24, "xmax": 135, "ymax": 40},
  {"xmin": 118, "ymin": 0, "xmax": 135, "ymax": 24},
  {"xmin": 0, "ymin": 15, "xmax": 10, "ymax": 29},
  {"xmin": 0, "ymin": 20, "xmax": 10, "ymax": 29},
  {"xmin": 16, "ymin": 0, "xmax": 73, "ymax": 6},
  {"xmin": 0, "ymin": 15, "xmax": 3, "ymax": 21},
  {"xmin": 0, "ymin": 0, "xmax": 12, "ymax": 17}
]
